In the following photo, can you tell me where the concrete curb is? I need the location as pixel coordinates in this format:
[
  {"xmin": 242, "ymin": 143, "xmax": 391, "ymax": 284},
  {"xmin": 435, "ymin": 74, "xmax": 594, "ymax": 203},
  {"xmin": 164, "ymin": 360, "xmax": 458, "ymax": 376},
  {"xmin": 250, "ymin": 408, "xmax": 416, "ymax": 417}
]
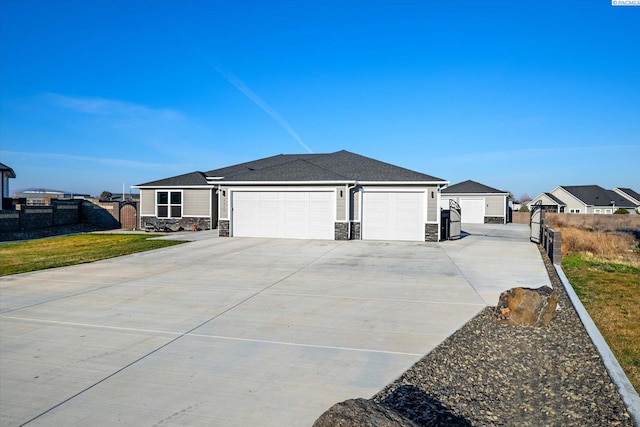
[{"xmin": 554, "ymin": 263, "xmax": 640, "ymax": 426}]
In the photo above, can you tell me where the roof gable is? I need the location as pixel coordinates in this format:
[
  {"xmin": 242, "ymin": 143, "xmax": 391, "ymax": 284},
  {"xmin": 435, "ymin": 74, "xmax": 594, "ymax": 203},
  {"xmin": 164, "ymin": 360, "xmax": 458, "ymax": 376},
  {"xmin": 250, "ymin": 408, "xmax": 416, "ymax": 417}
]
[
  {"xmin": 442, "ymin": 180, "xmax": 506, "ymax": 194},
  {"xmin": 544, "ymin": 192, "xmax": 566, "ymax": 206}
]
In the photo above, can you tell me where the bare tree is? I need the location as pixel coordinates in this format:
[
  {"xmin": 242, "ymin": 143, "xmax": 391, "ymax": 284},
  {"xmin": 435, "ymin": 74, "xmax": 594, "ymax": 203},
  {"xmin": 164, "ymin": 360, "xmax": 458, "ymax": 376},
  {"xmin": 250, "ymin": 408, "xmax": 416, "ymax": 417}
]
[{"xmin": 518, "ymin": 193, "xmax": 532, "ymax": 204}]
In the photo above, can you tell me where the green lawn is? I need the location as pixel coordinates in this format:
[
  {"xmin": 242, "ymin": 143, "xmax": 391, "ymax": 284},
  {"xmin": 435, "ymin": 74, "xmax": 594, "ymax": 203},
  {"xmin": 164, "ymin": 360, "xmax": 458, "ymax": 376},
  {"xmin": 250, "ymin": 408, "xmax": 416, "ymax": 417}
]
[
  {"xmin": 0, "ymin": 234, "xmax": 186, "ymax": 276},
  {"xmin": 562, "ymin": 254, "xmax": 640, "ymax": 393}
]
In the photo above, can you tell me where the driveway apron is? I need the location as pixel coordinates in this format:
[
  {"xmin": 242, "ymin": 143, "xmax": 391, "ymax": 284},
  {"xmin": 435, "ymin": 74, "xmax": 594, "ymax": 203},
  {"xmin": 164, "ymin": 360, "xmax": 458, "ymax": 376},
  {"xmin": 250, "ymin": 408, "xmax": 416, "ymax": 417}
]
[{"xmin": 0, "ymin": 225, "xmax": 547, "ymax": 426}]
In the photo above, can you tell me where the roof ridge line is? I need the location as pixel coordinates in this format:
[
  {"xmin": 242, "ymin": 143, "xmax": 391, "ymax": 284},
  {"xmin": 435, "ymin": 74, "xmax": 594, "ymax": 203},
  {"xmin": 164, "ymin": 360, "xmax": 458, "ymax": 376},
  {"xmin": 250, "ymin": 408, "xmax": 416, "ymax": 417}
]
[{"xmin": 300, "ymin": 156, "xmax": 352, "ymax": 181}]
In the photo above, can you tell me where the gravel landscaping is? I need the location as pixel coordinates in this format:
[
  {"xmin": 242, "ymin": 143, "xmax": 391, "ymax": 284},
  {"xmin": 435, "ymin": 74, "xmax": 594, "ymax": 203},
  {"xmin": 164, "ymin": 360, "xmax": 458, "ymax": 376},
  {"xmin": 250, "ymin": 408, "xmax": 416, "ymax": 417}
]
[{"xmin": 371, "ymin": 249, "xmax": 634, "ymax": 426}]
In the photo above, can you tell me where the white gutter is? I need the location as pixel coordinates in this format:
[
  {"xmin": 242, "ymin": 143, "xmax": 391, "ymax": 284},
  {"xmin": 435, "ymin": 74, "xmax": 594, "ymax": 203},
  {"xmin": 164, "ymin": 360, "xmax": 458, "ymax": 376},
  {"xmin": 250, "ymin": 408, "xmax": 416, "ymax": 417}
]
[
  {"xmin": 132, "ymin": 185, "xmax": 213, "ymax": 189},
  {"xmin": 206, "ymin": 180, "xmax": 448, "ymax": 186}
]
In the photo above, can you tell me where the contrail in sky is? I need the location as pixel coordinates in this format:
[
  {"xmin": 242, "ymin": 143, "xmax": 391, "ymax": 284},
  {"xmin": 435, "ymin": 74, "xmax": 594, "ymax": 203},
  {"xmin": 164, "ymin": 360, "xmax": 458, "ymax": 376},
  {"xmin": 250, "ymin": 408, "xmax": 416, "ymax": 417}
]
[{"xmin": 213, "ymin": 64, "xmax": 313, "ymax": 153}]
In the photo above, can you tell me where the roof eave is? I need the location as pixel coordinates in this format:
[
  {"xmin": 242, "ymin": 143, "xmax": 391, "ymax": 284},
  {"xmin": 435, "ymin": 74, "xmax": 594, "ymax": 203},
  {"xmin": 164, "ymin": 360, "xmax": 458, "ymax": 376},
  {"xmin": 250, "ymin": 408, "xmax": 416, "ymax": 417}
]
[{"xmin": 132, "ymin": 185, "xmax": 212, "ymax": 189}]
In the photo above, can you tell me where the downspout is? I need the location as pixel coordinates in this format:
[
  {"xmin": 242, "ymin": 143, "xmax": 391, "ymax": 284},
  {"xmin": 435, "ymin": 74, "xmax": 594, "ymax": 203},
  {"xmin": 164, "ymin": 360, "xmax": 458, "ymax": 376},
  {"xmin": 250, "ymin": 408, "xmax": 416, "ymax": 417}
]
[
  {"xmin": 212, "ymin": 184, "xmax": 220, "ymax": 230},
  {"xmin": 346, "ymin": 182, "xmax": 358, "ymax": 239}
]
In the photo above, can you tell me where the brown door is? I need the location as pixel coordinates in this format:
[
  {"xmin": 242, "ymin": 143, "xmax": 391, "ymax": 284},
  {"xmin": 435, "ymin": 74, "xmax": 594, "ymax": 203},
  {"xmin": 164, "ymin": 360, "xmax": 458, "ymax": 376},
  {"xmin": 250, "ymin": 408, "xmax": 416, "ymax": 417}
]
[{"xmin": 120, "ymin": 203, "xmax": 137, "ymax": 229}]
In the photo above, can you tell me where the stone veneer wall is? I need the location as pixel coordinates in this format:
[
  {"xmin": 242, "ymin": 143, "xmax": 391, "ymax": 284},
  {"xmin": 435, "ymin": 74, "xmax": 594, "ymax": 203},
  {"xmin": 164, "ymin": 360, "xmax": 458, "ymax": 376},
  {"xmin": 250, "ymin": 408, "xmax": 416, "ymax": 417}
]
[
  {"xmin": 350, "ymin": 222, "xmax": 361, "ymax": 240},
  {"xmin": 484, "ymin": 216, "xmax": 504, "ymax": 224},
  {"xmin": 141, "ymin": 216, "xmax": 210, "ymax": 231},
  {"xmin": 334, "ymin": 222, "xmax": 349, "ymax": 240},
  {"xmin": 219, "ymin": 219, "xmax": 230, "ymax": 237},
  {"xmin": 425, "ymin": 223, "xmax": 439, "ymax": 242}
]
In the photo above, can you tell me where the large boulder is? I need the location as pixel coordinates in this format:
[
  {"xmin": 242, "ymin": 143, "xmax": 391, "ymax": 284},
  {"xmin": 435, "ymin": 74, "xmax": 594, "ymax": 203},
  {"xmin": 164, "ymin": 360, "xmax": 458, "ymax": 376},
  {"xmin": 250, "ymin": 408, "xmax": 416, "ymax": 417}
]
[
  {"xmin": 313, "ymin": 398, "xmax": 419, "ymax": 427},
  {"xmin": 494, "ymin": 286, "xmax": 558, "ymax": 327}
]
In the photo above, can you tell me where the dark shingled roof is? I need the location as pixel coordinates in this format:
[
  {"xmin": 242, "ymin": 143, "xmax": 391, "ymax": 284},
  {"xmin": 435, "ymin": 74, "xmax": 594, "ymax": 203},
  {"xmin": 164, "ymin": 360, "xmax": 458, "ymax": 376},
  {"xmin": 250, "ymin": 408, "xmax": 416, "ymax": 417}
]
[
  {"xmin": 0, "ymin": 162, "xmax": 16, "ymax": 178},
  {"xmin": 615, "ymin": 187, "xmax": 640, "ymax": 205},
  {"xmin": 442, "ymin": 180, "xmax": 506, "ymax": 194},
  {"xmin": 138, "ymin": 150, "xmax": 445, "ymax": 186},
  {"xmin": 543, "ymin": 192, "xmax": 566, "ymax": 206},
  {"xmin": 207, "ymin": 150, "xmax": 445, "ymax": 182},
  {"xmin": 561, "ymin": 185, "xmax": 636, "ymax": 208},
  {"xmin": 137, "ymin": 171, "xmax": 208, "ymax": 187}
]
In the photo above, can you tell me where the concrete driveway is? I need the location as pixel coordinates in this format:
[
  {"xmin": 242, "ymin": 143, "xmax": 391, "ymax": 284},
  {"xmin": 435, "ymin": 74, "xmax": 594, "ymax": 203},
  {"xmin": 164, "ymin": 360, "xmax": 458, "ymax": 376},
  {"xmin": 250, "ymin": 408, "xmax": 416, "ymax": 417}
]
[{"xmin": 0, "ymin": 224, "xmax": 549, "ymax": 426}]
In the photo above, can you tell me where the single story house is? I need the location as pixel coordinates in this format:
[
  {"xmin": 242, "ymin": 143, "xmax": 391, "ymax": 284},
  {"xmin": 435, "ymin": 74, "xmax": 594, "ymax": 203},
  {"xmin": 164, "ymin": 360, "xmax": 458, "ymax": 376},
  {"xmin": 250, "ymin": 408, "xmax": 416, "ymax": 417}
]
[
  {"xmin": 441, "ymin": 180, "xmax": 510, "ymax": 224},
  {"xmin": 528, "ymin": 185, "xmax": 639, "ymax": 214},
  {"xmin": 134, "ymin": 150, "xmax": 449, "ymax": 242}
]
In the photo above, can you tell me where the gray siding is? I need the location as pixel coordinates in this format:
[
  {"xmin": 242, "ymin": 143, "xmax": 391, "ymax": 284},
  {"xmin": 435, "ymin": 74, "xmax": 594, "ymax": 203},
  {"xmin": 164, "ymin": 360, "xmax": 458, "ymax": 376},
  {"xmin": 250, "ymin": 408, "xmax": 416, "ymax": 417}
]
[
  {"xmin": 336, "ymin": 186, "xmax": 346, "ymax": 221},
  {"xmin": 183, "ymin": 189, "xmax": 211, "ymax": 216},
  {"xmin": 485, "ymin": 195, "xmax": 505, "ymax": 216},
  {"xmin": 220, "ymin": 187, "xmax": 229, "ymax": 219},
  {"xmin": 140, "ymin": 189, "xmax": 155, "ymax": 215},
  {"xmin": 551, "ymin": 188, "xmax": 585, "ymax": 213},
  {"xmin": 427, "ymin": 187, "xmax": 437, "ymax": 222}
]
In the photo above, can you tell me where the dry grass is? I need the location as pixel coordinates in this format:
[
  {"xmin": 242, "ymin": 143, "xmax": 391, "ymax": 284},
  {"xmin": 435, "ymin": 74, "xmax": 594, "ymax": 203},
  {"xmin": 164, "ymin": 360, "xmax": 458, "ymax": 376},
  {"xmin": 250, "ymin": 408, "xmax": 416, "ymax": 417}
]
[{"xmin": 546, "ymin": 213, "xmax": 640, "ymax": 266}]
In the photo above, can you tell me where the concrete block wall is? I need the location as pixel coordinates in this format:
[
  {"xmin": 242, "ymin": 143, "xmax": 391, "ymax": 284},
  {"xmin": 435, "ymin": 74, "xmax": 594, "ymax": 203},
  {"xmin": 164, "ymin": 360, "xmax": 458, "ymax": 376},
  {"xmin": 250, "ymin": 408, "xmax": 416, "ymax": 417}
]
[
  {"xmin": 541, "ymin": 225, "xmax": 562, "ymax": 264},
  {"xmin": 81, "ymin": 200, "xmax": 120, "ymax": 229},
  {"xmin": 53, "ymin": 202, "xmax": 80, "ymax": 226},
  {"xmin": 0, "ymin": 210, "xmax": 19, "ymax": 232},
  {"xmin": 17, "ymin": 206, "xmax": 55, "ymax": 230}
]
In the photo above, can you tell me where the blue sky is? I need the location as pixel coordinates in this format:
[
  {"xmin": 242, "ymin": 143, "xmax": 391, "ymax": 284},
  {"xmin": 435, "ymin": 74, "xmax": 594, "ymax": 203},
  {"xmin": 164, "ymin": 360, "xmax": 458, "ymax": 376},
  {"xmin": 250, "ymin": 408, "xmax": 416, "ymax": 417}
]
[{"xmin": 1, "ymin": 0, "xmax": 638, "ymax": 199}]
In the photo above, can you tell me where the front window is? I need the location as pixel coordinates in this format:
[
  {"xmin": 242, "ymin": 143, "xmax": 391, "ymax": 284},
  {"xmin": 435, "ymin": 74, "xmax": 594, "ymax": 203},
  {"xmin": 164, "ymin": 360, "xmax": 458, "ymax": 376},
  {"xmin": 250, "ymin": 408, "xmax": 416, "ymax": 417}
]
[
  {"xmin": 594, "ymin": 209, "xmax": 601, "ymax": 214},
  {"xmin": 605, "ymin": 208, "xmax": 612, "ymax": 214},
  {"xmin": 157, "ymin": 191, "xmax": 182, "ymax": 218}
]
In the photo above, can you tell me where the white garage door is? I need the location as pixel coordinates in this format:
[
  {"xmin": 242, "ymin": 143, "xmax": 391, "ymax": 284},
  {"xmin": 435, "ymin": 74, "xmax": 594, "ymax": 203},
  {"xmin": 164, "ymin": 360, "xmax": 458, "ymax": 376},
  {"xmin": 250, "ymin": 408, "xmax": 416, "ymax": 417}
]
[
  {"xmin": 232, "ymin": 191, "xmax": 334, "ymax": 239},
  {"xmin": 460, "ymin": 198, "xmax": 485, "ymax": 224},
  {"xmin": 362, "ymin": 192, "xmax": 425, "ymax": 241}
]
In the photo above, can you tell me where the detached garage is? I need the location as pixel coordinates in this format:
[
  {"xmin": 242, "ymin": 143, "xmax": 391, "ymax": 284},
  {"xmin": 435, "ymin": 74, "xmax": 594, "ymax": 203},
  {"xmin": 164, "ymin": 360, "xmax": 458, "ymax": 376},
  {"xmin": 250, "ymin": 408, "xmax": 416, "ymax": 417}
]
[
  {"xmin": 442, "ymin": 180, "xmax": 510, "ymax": 224},
  {"xmin": 136, "ymin": 150, "xmax": 448, "ymax": 242}
]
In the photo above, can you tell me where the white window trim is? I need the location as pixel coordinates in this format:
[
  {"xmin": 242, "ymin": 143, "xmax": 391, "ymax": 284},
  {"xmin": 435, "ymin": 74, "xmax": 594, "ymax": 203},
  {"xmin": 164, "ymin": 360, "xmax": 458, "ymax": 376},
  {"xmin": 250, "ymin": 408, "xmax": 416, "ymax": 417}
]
[{"xmin": 156, "ymin": 190, "xmax": 183, "ymax": 219}]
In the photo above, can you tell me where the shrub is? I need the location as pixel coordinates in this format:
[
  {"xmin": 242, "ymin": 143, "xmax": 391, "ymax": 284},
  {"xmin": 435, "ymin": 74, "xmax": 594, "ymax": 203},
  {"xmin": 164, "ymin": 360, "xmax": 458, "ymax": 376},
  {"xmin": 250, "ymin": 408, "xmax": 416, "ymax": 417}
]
[
  {"xmin": 614, "ymin": 208, "xmax": 629, "ymax": 214},
  {"xmin": 519, "ymin": 205, "xmax": 530, "ymax": 212}
]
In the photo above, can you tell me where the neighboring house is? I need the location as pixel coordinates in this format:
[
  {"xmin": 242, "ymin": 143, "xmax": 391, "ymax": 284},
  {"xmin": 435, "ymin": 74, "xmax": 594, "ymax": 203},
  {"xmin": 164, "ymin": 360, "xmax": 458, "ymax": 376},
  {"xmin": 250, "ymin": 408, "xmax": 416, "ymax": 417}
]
[
  {"xmin": 135, "ymin": 150, "xmax": 449, "ymax": 242},
  {"xmin": 613, "ymin": 188, "xmax": 640, "ymax": 210},
  {"xmin": 1, "ymin": 162, "xmax": 16, "ymax": 199},
  {"xmin": 528, "ymin": 185, "xmax": 639, "ymax": 214},
  {"xmin": 441, "ymin": 180, "xmax": 510, "ymax": 224},
  {"xmin": 12, "ymin": 189, "xmax": 67, "ymax": 206}
]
